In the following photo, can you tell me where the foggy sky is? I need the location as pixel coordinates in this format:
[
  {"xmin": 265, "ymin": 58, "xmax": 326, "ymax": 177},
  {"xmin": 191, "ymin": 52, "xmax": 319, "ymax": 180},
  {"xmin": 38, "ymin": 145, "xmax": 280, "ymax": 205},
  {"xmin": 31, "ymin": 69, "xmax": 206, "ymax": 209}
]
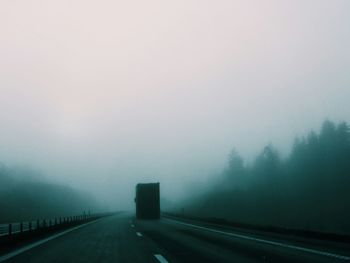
[{"xmin": 1, "ymin": 0, "xmax": 350, "ymax": 209}]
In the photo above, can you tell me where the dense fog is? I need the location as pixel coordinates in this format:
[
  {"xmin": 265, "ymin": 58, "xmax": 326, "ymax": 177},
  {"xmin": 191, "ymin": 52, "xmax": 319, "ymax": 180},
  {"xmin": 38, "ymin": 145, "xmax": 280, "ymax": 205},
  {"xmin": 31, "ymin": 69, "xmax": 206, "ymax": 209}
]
[
  {"xmin": 1, "ymin": 0, "xmax": 350, "ymax": 232},
  {"xmin": 0, "ymin": 165, "xmax": 102, "ymax": 223},
  {"xmin": 178, "ymin": 120, "xmax": 350, "ymax": 234}
]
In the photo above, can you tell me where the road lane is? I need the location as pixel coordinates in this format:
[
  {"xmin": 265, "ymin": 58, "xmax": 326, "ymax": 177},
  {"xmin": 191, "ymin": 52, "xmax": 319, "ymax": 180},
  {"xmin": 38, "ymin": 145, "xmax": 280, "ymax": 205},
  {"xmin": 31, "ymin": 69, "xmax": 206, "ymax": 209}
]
[
  {"xmin": 1, "ymin": 213, "xmax": 160, "ymax": 263},
  {"xmin": 0, "ymin": 219, "xmax": 101, "ymax": 263},
  {"xmin": 165, "ymin": 218, "xmax": 350, "ymax": 261},
  {"xmin": 135, "ymin": 217, "xmax": 350, "ymax": 263},
  {"xmin": 1, "ymin": 213, "xmax": 349, "ymax": 263}
]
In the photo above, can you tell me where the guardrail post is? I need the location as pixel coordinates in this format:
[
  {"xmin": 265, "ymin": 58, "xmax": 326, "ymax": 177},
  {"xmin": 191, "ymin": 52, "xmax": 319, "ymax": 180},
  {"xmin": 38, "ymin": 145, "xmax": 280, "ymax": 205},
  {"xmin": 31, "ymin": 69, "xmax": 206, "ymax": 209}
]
[
  {"xmin": 8, "ymin": 223, "xmax": 12, "ymax": 235},
  {"xmin": 55, "ymin": 218, "xmax": 57, "ymax": 225},
  {"xmin": 20, "ymin": 222, "xmax": 23, "ymax": 233},
  {"xmin": 49, "ymin": 219, "xmax": 51, "ymax": 227},
  {"xmin": 43, "ymin": 219, "xmax": 46, "ymax": 228},
  {"xmin": 29, "ymin": 221, "xmax": 32, "ymax": 231},
  {"xmin": 37, "ymin": 220, "xmax": 40, "ymax": 229}
]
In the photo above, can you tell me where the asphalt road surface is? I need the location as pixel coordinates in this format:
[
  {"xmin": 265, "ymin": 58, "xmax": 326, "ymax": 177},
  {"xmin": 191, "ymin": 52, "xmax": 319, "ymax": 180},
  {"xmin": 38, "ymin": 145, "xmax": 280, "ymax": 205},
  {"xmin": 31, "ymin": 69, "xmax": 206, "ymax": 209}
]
[{"xmin": 1, "ymin": 213, "xmax": 349, "ymax": 263}]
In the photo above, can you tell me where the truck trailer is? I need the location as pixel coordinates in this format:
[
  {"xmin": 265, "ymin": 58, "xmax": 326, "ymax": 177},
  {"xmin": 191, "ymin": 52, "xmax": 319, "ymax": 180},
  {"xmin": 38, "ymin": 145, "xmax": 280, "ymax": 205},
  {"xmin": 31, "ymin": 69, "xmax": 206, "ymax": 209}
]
[{"xmin": 135, "ymin": 183, "xmax": 160, "ymax": 219}]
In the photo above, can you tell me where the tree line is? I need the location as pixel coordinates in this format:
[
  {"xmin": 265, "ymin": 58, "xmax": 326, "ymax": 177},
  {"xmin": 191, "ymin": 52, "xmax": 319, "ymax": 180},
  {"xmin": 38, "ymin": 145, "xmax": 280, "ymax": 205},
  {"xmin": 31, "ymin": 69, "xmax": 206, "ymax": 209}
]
[{"xmin": 186, "ymin": 120, "xmax": 350, "ymax": 235}]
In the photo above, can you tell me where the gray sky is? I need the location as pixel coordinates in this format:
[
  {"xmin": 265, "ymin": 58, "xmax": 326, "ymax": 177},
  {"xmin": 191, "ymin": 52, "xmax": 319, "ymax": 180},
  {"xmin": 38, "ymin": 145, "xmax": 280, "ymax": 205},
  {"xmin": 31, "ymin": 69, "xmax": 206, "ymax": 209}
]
[{"xmin": 1, "ymin": 0, "xmax": 350, "ymax": 209}]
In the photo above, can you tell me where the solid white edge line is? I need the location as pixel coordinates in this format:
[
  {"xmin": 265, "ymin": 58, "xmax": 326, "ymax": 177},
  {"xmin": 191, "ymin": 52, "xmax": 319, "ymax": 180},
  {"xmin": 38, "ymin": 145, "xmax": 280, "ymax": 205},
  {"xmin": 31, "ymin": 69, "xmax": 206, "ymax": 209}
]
[
  {"xmin": 165, "ymin": 218, "xmax": 350, "ymax": 261},
  {"xmin": 0, "ymin": 219, "xmax": 102, "ymax": 263},
  {"xmin": 154, "ymin": 254, "xmax": 169, "ymax": 263},
  {"xmin": 136, "ymin": 232, "xmax": 142, "ymax": 237}
]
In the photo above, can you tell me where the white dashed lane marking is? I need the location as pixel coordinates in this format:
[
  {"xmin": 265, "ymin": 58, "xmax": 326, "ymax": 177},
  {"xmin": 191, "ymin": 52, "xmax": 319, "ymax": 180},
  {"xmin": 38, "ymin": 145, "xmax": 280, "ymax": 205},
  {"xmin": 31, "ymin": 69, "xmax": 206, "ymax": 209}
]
[
  {"xmin": 154, "ymin": 254, "xmax": 169, "ymax": 263},
  {"xmin": 136, "ymin": 232, "xmax": 143, "ymax": 237}
]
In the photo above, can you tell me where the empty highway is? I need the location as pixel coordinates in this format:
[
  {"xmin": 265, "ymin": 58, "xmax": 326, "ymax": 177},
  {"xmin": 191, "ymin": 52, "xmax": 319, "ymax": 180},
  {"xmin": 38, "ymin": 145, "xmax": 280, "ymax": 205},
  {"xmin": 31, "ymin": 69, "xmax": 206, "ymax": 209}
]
[{"xmin": 1, "ymin": 213, "xmax": 349, "ymax": 263}]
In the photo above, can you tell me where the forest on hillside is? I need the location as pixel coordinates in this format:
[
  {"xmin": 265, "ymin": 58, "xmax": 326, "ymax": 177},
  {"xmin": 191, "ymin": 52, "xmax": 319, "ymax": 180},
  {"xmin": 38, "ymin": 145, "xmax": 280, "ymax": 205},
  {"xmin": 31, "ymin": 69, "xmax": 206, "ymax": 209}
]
[
  {"xmin": 184, "ymin": 120, "xmax": 350, "ymax": 235},
  {"xmin": 0, "ymin": 166, "xmax": 100, "ymax": 223}
]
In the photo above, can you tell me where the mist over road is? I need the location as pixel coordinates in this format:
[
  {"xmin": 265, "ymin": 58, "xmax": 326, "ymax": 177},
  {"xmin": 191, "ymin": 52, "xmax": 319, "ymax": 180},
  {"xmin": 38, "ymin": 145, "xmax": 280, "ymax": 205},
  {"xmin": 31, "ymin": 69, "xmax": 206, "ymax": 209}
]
[
  {"xmin": 1, "ymin": 213, "xmax": 349, "ymax": 263},
  {"xmin": 1, "ymin": 1, "xmax": 350, "ymax": 262}
]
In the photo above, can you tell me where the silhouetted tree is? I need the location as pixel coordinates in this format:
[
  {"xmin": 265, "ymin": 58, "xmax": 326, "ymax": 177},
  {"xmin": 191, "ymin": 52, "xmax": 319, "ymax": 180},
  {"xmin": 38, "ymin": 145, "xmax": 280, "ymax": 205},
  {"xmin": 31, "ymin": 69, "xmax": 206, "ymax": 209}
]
[{"xmin": 228, "ymin": 148, "xmax": 244, "ymax": 177}]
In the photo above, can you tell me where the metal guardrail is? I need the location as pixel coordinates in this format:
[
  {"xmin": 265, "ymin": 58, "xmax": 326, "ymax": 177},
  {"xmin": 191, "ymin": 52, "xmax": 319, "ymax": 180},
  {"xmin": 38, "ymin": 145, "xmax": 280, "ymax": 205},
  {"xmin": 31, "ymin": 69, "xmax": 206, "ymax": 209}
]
[{"xmin": 0, "ymin": 215, "xmax": 91, "ymax": 237}]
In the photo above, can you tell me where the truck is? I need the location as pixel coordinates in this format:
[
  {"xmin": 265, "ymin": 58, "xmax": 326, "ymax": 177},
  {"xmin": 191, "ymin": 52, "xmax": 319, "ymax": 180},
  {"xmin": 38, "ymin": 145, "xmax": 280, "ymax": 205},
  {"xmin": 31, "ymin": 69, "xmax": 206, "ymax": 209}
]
[{"xmin": 135, "ymin": 182, "xmax": 160, "ymax": 219}]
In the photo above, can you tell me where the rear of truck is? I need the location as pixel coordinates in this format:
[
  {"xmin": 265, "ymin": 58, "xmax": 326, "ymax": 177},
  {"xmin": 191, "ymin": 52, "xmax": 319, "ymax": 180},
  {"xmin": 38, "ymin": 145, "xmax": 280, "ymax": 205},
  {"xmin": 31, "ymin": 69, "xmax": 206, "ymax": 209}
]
[{"xmin": 135, "ymin": 183, "xmax": 160, "ymax": 219}]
